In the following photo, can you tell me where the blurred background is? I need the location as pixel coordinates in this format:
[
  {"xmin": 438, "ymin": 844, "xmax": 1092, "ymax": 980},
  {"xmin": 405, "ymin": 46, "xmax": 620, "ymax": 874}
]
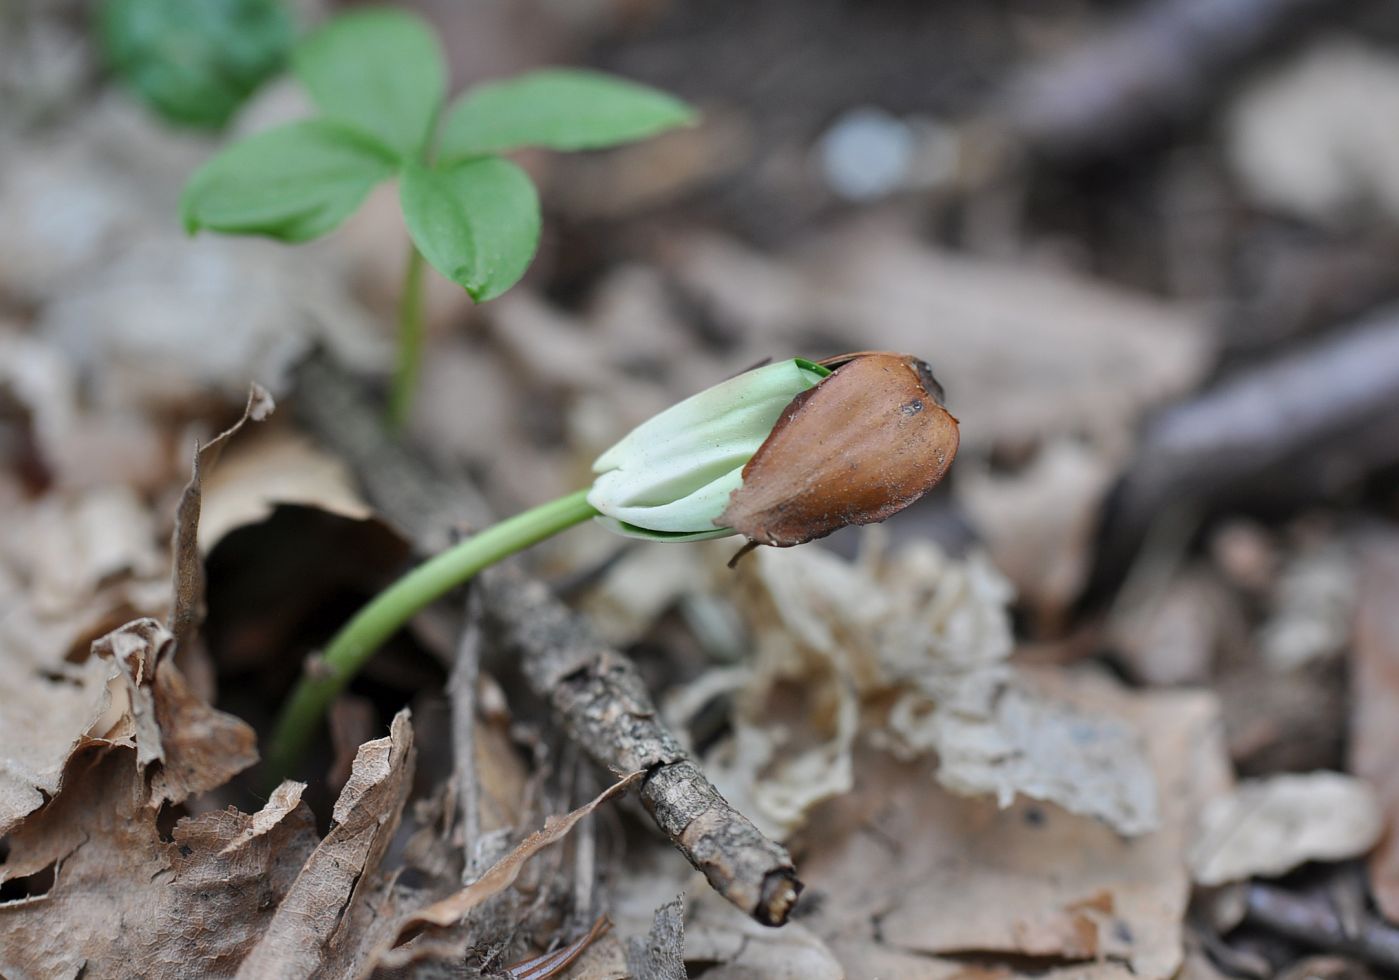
[{"xmin": 6, "ymin": 0, "xmax": 1399, "ymax": 976}]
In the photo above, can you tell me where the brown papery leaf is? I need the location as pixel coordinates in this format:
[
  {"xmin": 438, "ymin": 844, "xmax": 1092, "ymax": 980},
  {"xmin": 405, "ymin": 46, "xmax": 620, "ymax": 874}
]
[
  {"xmin": 0, "ymin": 747, "xmax": 317, "ymax": 978},
  {"xmin": 236, "ymin": 710, "xmax": 416, "ymax": 980},
  {"xmin": 388, "ymin": 770, "xmax": 643, "ymax": 939}
]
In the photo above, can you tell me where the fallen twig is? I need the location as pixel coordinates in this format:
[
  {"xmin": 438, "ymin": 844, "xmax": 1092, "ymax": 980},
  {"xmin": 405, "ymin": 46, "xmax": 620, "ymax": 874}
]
[
  {"xmin": 1001, "ymin": 0, "xmax": 1343, "ymax": 162},
  {"xmin": 477, "ymin": 565, "xmax": 802, "ymax": 926},
  {"xmin": 1089, "ymin": 312, "xmax": 1399, "ymax": 601},
  {"xmin": 1245, "ymin": 881, "xmax": 1399, "ymax": 972}
]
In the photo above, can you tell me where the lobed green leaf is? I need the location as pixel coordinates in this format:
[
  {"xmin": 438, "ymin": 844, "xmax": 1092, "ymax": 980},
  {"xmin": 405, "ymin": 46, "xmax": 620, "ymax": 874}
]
[
  {"xmin": 438, "ymin": 68, "xmax": 696, "ymax": 161},
  {"xmin": 180, "ymin": 119, "xmax": 397, "ymax": 241},
  {"xmin": 292, "ymin": 7, "xmax": 445, "ymax": 160},
  {"xmin": 399, "ymin": 157, "xmax": 541, "ymax": 302}
]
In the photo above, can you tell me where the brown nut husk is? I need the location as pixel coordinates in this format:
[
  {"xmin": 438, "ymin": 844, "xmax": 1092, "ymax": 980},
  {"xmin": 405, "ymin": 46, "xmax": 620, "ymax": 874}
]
[{"xmin": 718, "ymin": 352, "xmax": 960, "ymax": 547}]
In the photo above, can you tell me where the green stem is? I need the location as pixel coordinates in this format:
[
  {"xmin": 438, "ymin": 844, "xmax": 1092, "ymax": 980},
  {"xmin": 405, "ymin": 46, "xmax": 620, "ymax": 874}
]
[
  {"xmin": 265, "ymin": 488, "xmax": 598, "ymax": 783},
  {"xmin": 388, "ymin": 244, "xmax": 427, "ymax": 429}
]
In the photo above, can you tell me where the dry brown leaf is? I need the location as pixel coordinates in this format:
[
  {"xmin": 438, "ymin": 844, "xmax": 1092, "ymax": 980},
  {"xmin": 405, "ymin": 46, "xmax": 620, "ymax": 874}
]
[
  {"xmin": 1189, "ymin": 772, "xmax": 1382, "ymax": 886},
  {"xmin": 0, "ymin": 477, "xmax": 255, "ymax": 835},
  {"xmin": 793, "ymin": 677, "xmax": 1231, "ymax": 979},
  {"xmin": 393, "ymin": 769, "xmax": 643, "ymax": 935},
  {"xmin": 1350, "ymin": 532, "xmax": 1399, "ymax": 922},
  {"xmin": 236, "ymin": 709, "xmax": 416, "ymax": 980},
  {"xmin": 0, "ymin": 747, "xmax": 317, "ymax": 978},
  {"xmin": 6, "ymin": 484, "xmax": 165, "ymax": 617}
]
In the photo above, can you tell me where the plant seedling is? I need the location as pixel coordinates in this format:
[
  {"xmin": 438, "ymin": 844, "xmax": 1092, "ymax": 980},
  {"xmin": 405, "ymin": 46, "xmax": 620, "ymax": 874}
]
[
  {"xmin": 180, "ymin": 7, "xmax": 696, "ymax": 425},
  {"xmin": 267, "ymin": 352, "xmax": 960, "ymax": 781}
]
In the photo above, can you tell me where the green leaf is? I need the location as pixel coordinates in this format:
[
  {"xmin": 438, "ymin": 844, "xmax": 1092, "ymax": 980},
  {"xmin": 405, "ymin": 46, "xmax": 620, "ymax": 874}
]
[
  {"xmin": 292, "ymin": 8, "xmax": 445, "ymax": 159},
  {"xmin": 438, "ymin": 68, "xmax": 695, "ymax": 161},
  {"xmin": 399, "ymin": 158, "xmax": 541, "ymax": 302},
  {"xmin": 99, "ymin": 0, "xmax": 295, "ymax": 129},
  {"xmin": 181, "ymin": 119, "xmax": 397, "ymax": 241}
]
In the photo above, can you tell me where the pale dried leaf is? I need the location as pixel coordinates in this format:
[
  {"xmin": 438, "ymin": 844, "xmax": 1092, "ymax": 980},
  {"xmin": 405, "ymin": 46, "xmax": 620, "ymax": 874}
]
[
  {"xmin": 708, "ymin": 539, "xmax": 1159, "ymax": 835},
  {"xmin": 1228, "ymin": 40, "xmax": 1399, "ymax": 224},
  {"xmin": 683, "ymin": 890, "xmax": 843, "ymax": 980},
  {"xmin": 666, "ymin": 225, "xmax": 1209, "ymax": 455},
  {"xmin": 0, "ymin": 749, "xmax": 318, "ymax": 979},
  {"xmin": 12, "ymin": 485, "xmax": 164, "ymax": 615},
  {"xmin": 959, "ymin": 439, "xmax": 1116, "ymax": 627},
  {"xmin": 196, "ymin": 425, "xmax": 373, "ymax": 553},
  {"xmin": 925, "ymin": 677, "xmax": 1160, "ymax": 835},
  {"xmin": 43, "ymin": 235, "xmax": 386, "ymax": 412},
  {"xmin": 1257, "ymin": 540, "xmax": 1356, "ymax": 671},
  {"xmin": 1190, "ymin": 772, "xmax": 1382, "ymax": 886},
  {"xmin": 237, "ymin": 709, "xmax": 416, "ymax": 980},
  {"xmin": 0, "ymin": 653, "xmax": 113, "ymax": 836}
]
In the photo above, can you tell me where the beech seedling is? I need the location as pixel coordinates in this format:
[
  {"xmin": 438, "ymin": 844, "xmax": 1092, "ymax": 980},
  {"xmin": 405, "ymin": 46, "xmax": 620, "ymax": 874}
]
[{"xmin": 268, "ymin": 352, "xmax": 960, "ymax": 779}]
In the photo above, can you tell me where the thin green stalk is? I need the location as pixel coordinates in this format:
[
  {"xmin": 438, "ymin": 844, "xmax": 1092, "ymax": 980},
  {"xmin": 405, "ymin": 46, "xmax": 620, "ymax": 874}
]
[
  {"xmin": 388, "ymin": 244, "xmax": 427, "ymax": 429},
  {"xmin": 266, "ymin": 488, "xmax": 598, "ymax": 782}
]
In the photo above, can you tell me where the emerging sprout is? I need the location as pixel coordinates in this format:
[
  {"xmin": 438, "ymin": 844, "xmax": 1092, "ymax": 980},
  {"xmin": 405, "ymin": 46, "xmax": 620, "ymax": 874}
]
[
  {"xmin": 589, "ymin": 351, "xmax": 960, "ymax": 547},
  {"xmin": 270, "ymin": 350, "xmax": 960, "ymax": 782}
]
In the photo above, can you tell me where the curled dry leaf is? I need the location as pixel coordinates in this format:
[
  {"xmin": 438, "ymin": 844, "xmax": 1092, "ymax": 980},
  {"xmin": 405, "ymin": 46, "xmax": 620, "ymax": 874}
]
[
  {"xmin": 0, "ymin": 386, "xmax": 270, "ymax": 835},
  {"xmin": 236, "ymin": 710, "xmax": 416, "ymax": 980},
  {"xmin": 1190, "ymin": 772, "xmax": 1383, "ymax": 886},
  {"xmin": 170, "ymin": 383, "xmax": 274, "ymax": 652},
  {"xmin": 0, "ymin": 748, "xmax": 318, "ymax": 979}
]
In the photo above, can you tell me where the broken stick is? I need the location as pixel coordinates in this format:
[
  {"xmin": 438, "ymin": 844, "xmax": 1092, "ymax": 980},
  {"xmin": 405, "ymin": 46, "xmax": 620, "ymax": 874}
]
[{"xmin": 477, "ymin": 565, "xmax": 801, "ymax": 927}]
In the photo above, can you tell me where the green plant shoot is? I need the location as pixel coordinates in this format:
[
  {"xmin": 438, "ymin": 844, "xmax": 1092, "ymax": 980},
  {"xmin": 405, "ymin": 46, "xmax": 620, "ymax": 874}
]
[{"xmin": 180, "ymin": 7, "xmax": 696, "ymax": 425}]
